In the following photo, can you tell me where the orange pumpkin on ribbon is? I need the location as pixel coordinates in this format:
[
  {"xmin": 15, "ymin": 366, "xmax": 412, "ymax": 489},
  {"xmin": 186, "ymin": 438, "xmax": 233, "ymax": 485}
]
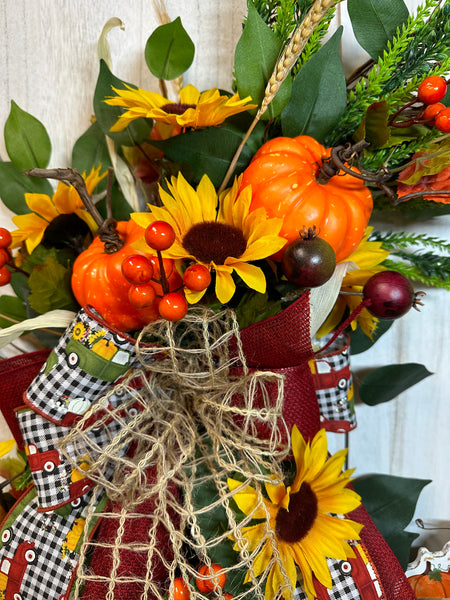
[
  {"xmin": 240, "ymin": 135, "xmax": 373, "ymax": 261},
  {"xmin": 408, "ymin": 565, "xmax": 450, "ymax": 598},
  {"xmin": 71, "ymin": 219, "xmax": 181, "ymax": 332}
]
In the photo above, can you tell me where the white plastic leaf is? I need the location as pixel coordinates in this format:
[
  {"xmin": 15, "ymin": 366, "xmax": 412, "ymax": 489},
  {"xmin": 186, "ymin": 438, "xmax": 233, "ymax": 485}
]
[
  {"xmin": 97, "ymin": 17, "xmax": 125, "ymax": 70},
  {"xmin": 106, "ymin": 136, "xmax": 140, "ymax": 211},
  {"xmin": 309, "ymin": 262, "xmax": 356, "ymax": 339},
  {"xmin": 0, "ymin": 310, "xmax": 76, "ymax": 349}
]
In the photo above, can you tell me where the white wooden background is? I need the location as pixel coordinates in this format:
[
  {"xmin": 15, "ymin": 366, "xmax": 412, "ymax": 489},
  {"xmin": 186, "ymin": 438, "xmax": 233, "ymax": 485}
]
[{"xmin": 0, "ymin": 0, "xmax": 448, "ymax": 555}]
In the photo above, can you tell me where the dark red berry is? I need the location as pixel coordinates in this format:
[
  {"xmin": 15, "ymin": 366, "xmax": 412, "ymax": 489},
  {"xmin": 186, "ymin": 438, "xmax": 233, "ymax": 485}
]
[
  {"xmin": 281, "ymin": 227, "xmax": 336, "ymax": 288},
  {"xmin": 363, "ymin": 271, "xmax": 423, "ymax": 319}
]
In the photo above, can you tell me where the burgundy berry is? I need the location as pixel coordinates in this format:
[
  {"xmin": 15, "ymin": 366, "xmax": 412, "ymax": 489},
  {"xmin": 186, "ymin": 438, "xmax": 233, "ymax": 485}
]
[
  {"xmin": 281, "ymin": 226, "xmax": 336, "ymax": 288},
  {"xmin": 363, "ymin": 271, "xmax": 424, "ymax": 319}
]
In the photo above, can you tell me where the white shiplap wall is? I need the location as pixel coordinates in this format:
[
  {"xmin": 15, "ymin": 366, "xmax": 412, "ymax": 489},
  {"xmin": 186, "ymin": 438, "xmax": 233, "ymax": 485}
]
[{"xmin": 0, "ymin": 0, "xmax": 448, "ymax": 554}]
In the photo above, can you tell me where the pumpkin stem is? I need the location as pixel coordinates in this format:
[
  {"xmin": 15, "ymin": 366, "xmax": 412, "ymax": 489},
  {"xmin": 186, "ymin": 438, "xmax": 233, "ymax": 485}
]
[
  {"xmin": 25, "ymin": 167, "xmax": 125, "ymax": 253},
  {"xmin": 25, "ymin": 167, "xmax": 105, "ymax": 228}
]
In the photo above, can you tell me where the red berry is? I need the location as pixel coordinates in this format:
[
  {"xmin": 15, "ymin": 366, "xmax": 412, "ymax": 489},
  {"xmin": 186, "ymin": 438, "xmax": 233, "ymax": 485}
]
[
  {"xmin": 145, "ymin": 221, "xmax": 176, "ymax": 251},
  {"xmin": 434, "ymin": 107, "xmax": 450, "ymax": 133},
  {"xmin": 121, "ymin": 255, "xmax": 154, "ymax": 284},
  {"xmin": 422, "ymin": 102, "xmax": 445, "ymax": 124},
  {"xmin": 417, "ymin": 76, "xmax": 447, "ymax": 104},
  {"xmin": 196, "ymin": 564, "xmax": 227, "ymax": 593},
  {"xmin": 0, "ymin": 228, "xmax": 12, "ymax": 249},
  {"xmin": 172, "ymin": 577, "xmax": 190, "ymax": 600},
  {"xmin": 0, "ymin": 248, "xmax": 10, "ymax": 269},
  {"xmin": 128, "ymin": 283, "xmax": 157, "ymax": 308},
  {"xmin": 158, "ymin": 292, "xmax": 188, "ymax": 321},
  {"xmin": 363, "ymin": 271, "xmax": 420, "ymax": 319},
  {"xmin": 0, "ymin": 266, "xmax": 11, "ymax": 286},
  {"xmin": 281, "ymin": 227, "xmax": 336, "ymax": 288},
  {"xmin": 183, "ymin": 264, "xmax": 211, "ymax": 292}
]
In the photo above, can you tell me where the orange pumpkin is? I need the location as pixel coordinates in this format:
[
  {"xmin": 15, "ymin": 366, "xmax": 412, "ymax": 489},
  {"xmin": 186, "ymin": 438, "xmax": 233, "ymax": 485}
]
[
  {"xmin": 240, "ymin": 135, "xmax": 373, "ymax": 262},
  {"xmin": 71, "ymin": 219, "xmax": 181, "ymax": 332},
  {"xmin": 408, "ymin": 567, "xmax": 450, "ymax": 598}
]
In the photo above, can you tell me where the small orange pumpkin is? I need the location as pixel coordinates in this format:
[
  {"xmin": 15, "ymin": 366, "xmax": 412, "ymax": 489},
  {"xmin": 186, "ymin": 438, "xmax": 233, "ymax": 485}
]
[
  {"xmin": 71, "ymin": 219, "xmax": 181, "ymax": 332},
  {"xmin": 408, "ymin": 565, "xmax": 450, "ymax": 598},
  {"xmin": 240, "ymin": 135, "xmax": 373, "ymax": 262}
]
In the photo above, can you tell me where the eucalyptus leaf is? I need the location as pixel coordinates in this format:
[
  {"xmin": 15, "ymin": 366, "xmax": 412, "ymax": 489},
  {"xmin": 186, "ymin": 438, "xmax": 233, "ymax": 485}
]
[
  {"xmin": 348, "ymin": 320, "xmax": 393, "ymax": 355},
  {"xmin": 348, "ymin": 0, "xmax": 409, "ymax": 60},
  {"xmin": 234, "ymin": 2, "xmax": 291, "ymax": 120},
  {"xmin": 359, "ymin": 362, "xmax": 432, "ymax": 405},
  {"xmin": 0, "ymin": 162, "xmax": 53, "ymax": 215},
  {"xmin": 151, "ymin": 126, "xmax": 255, "ymax": 188},
  {"xmin": 0, "ymin": 295, "xmax": 27, "ymax": 329},
  {"xmin": 93, "ymin": 60, "xmax": 153, "ymax": 147},
  {"xmin": 145, "ymin": 17, "xmax": 194, "ymax": 80},
  {"xmin": 281, "ymin": 28, "xmax": 346, "ymax": 142},
  {"xmin": 71, "ymin": 121, "xmax": 112, "ymax": 189},
  {"xmin": 4, "ymin": 101, "xmax": 51, "ymax": 170},
  {"xmin": 353, "ymin": 474, "xmax": 431, "ymax": 568}
]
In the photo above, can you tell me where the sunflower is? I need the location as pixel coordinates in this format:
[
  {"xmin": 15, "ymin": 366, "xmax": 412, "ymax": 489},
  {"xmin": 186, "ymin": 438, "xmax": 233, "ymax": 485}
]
[
  {"xmin": 317, "ymin": 227, "xmax": 390, "ymax": 338},
  {"xmin": 131, "ymin": 173, "xmax": 286, "ymax": 304},
  {"xmin": 10, "ymin": 166, "xmax": 107, "ymax": 254},
  {"xmin": 228, "ymin": 427, "xmax": 362, "ymax": 600},
  {"xmin": 104, "ymin": 83, "xmax": 257, "ymax": 133}
]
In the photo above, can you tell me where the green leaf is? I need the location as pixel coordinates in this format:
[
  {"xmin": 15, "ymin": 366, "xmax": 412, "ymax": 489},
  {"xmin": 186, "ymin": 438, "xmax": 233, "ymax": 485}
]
[
  {"xmin": 234, "ymin": 2, "xmax": 292, "ymax": 120},
  {"xmin": 144, "ymin": 17, "xmax": 195, "ymax": 80},
  {"xmin": 348, "ymin": 0, "xmax": 409, "ymax": 60},
  {"xmin": 0, "ymin": 162, "xmax": 54, "ymax": 215},
  {"xmin": 93, "ymin": 60, "xmax": 153, "ymax": 147},
  {"xmin": 27, "ymin": 255, "xmax": 78, "ymax": 314},
  {"xmin": 4, "ymin": 101, "xmax": 51, "ymax": 170},
  {"xmin": 281, "ymin": 28, "xmax": 346, "ymax": 142},
  {"xmin": 151, "ymin": 126, "xmax": 256, "ymax": 188},
  {"xmin": 348, "ymin": 320, "xmax": 393, "ymax": 355},
  {"xmin": 353, "ymin": 474, "xmax": 431, "ymax": 568},
  {"xmin": 0, "ymin": 295, "xmax": 27, "ymax": 328},
  {"xmin": 359, "ymin": 362, "xmax": 432, "ymax": 405},
  {"xmin": 71, "ymin": 121, "xmax": 112, "ymax": 189},
  {"xmin": 353, "ymin": 101, "xmax": 390, "ymax": 149}
]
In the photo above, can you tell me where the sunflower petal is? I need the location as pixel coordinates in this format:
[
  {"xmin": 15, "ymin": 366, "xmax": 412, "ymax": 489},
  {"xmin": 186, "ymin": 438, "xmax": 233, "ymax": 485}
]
[
  {"xmin": 231, "ymin": 262, "xmax": 266, "ymax": 294},
  {"xmin": 215, "ymin": 266, "xmax": 236, "ymax": 304}
]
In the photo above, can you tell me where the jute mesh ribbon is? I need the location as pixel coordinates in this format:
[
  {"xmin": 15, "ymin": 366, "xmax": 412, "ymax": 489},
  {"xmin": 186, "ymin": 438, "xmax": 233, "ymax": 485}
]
[{"xmin": 60, "ymin": 308, "xmax": 296, "ymax": 600}]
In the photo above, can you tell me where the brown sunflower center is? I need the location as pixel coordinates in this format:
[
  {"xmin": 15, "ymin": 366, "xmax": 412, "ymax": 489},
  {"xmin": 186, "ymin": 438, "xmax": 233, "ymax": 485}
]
[
  {"xmin": 183, "ymin": 221, "xmax": 247, "ymax": 265},
  {"xmin": 275, "ymin": 482, "xmax": 318, "ymax": 544},
  {"xmin": 161, "ymin": 102, "xmax": 196, "ymax": 115}
]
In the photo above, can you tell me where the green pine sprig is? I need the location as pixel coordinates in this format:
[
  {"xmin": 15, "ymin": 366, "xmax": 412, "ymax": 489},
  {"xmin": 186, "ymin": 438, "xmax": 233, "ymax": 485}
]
[
  {"xmin": 328, "ymin": 0, "xmax": 441, "ymax": 144},
  {"xmin": 250, "ymin": 0, "xmax": 303, "ymax": 39},
  {"xmin": 372, "ymin": 230, "xmax": 450, "ymax": 289}
]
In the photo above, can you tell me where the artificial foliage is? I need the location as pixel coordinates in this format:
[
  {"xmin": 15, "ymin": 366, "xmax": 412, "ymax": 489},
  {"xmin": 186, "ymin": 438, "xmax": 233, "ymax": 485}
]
[{"xmin": 0, "ymin": 1, "xmax": 449, "ymax": 599}]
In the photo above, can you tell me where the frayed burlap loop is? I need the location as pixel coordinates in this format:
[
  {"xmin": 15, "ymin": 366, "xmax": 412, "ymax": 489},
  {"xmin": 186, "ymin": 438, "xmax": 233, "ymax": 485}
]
[{"xmin": 62, "ymin": 308, "xmax": 296, "ymax": 600}]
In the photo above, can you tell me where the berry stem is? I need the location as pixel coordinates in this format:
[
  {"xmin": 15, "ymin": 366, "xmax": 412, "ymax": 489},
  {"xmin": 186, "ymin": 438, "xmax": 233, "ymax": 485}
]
[{"xmin": 156, "ymin": 249, "xmax": 169, "ymax": 295}]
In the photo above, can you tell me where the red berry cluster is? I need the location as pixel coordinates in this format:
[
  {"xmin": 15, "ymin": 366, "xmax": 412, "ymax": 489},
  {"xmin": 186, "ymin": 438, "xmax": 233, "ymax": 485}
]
[
  {"xmin": 417, "ymin": 76, "xmax": 450, "ymax": 132},
  {"xmin": 122, "ymin": 221, "xmax": 212, "ymax": 322},
  {"xmin": 0, "ymin": 227, "xmax": 13, "ymax": 286},
  {"xmin": 171, "ymin": 563, "xmax": 232, "ymax": 600}
]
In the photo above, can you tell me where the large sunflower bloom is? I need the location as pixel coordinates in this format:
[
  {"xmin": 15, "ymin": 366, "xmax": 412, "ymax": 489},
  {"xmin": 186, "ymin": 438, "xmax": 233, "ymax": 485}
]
[
  {"xmin": 10, "ymin": 166, "xmax": 106, "ymax": 254},
  {"xmin": 105, "ymin": 83, "xmax": 257, "ymax": 132},
  {"xmin": 228, "ymin": 427, "xmax": 362, "ymax": 600},
  {"xmin": 317, "ymin": 227, "xmax": 390, "ymax": 338},
  {"xmin": 132, "ymin": 173, "xmax": 286, "ymax": 304}
]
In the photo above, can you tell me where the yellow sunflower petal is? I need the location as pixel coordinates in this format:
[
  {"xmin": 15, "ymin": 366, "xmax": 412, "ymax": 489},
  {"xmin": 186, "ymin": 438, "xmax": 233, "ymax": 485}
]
[
  {"xmin": 25, "ymin": 193, "xmax": 58, "ymax": 221},
  {"xmin": 230, "ymin": 261, "xmax": 266, "ymax": 294},
  {"xmin": 11, "ymin": 213, "xmax": 49, "ymax": 254},
  {"xmin": 74, "ymin": 210, "xmax": 99, "ymax": 234},
  {"xmin": 185, "ymin": 286, "xmax": 207, "ymax": 305},
  {"xmin": 214, "ymin": 266, "xmax": 236, "ymax": 304},
  {"xmin": 179, "ymin": 83, "xmax": 201, "ymax": 105},
  {"xmin": 227, "ymin": 478, "xmax": 268, "ymax": 520}
]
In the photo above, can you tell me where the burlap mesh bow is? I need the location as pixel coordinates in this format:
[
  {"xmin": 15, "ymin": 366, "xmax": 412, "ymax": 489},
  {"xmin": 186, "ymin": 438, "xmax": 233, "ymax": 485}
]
[{"xmin": 59, "ymin": 308, "xmax": 296, "ymax": 600}]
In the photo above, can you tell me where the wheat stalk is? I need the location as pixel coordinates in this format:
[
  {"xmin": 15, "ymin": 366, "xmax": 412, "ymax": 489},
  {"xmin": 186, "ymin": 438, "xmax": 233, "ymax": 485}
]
[{"xmin": 218, "ymin": 0, "xmax": 339, "ymax": 193}]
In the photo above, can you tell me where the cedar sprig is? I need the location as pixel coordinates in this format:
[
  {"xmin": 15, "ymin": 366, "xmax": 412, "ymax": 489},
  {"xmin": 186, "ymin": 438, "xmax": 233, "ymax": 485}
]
[
  {"xmin": 371, "ymin": 230, "xmax": 450, "ymax": 254},
  {"xmin": 382, "ymin": 253, "xmax": 450, "ymax": 289},
  {"xmin": 382, "ymin": 1, "xmax": 450, "ymax": 96},
  {"xmin": 328, "ymin": 0, "xmax": 439, "ymax": 144}
]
